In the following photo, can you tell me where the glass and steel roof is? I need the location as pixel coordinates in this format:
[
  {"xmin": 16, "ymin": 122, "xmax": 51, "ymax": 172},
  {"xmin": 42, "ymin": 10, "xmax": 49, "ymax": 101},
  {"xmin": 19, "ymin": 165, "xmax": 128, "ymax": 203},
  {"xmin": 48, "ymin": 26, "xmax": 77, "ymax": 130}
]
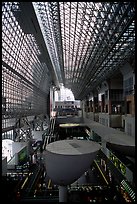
[
  {"xmin": 33, "ymin": 2, "xmax": 135, "ymax": 100},
  {"xmin": 2, "ymin": 2, "xmax": 51, "ymax": 121}
]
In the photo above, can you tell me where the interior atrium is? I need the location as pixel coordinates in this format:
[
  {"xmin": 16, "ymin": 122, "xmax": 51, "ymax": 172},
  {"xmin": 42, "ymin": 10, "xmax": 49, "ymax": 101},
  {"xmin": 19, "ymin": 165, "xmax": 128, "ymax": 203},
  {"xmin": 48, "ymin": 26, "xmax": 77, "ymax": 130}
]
[{"xmin": 2, "ymin": 2, "xmax": 135, "ymax": 203}]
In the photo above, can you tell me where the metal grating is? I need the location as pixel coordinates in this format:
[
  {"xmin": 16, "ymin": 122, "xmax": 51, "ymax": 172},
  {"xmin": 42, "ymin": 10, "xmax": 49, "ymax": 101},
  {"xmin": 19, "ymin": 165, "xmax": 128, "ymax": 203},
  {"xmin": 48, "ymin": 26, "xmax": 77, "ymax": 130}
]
[
  {"xmin": 33, "ymin": 2, "xmax": 65, "ymax": 84},
  {"xmin": 2, "ymin": 2, "xmax": 51, "ymax": 129},
  {"xmin": 2, "ymin": 2, "xmax": 135, "ymax": 129},
  {"xmin": 34, "ymin": 2, "xmax": 135, "ymax": 100}
]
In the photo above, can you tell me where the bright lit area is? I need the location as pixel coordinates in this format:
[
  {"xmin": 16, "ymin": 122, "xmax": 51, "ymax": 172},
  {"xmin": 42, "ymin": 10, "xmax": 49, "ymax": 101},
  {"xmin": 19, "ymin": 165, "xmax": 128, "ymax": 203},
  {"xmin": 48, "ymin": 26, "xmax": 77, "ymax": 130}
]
[
  {"xmin": 2, "ymin": 139, "xmax": 13, "ymax": 161},
  {"xmin": 55, "ymin": 84, "xmax": 75, "ymax": 101}
]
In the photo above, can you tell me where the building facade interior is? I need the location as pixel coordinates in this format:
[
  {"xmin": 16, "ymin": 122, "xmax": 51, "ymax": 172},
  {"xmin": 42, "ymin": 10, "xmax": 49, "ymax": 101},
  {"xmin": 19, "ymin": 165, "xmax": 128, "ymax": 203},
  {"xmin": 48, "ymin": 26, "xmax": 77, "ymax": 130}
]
[{"xmin": 2, "ymin": 2, "xmax": 135, "ymax": 203}]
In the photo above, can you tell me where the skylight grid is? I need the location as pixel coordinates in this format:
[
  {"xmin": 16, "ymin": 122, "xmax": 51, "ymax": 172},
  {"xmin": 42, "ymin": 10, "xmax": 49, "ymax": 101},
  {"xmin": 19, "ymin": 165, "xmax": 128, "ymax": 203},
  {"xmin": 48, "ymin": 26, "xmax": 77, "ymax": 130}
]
[
  {"xmin": 13, "ymin": 2, "xmax": 135, "ymax": 99},
  {"xmin": 2, "ymin": 2, "xmax": 50, "ymax": 120}
]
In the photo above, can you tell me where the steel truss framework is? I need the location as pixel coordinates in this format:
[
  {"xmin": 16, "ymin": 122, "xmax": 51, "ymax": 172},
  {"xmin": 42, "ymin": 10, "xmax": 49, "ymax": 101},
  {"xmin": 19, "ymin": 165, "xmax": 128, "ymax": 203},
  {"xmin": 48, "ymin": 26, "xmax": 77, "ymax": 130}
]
[
  {"xmin": 2, "ymin": 2, "xmax": 51, "ymax": 131},
  {"xmin": 2, "ymin": 2, "xmax": 135, "ymax": 132},
  {"xmin": 34, "ymin": 2, "xmax": 135, "ymax": 99}
]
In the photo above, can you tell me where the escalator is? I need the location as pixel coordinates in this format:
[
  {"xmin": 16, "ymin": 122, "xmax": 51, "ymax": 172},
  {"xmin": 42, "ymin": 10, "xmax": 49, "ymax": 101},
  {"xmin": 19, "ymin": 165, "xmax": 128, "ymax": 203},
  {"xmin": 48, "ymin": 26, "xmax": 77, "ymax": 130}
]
[{"xmin": 42, "ymin": 116, "xmax": 58, "ymax": 150}]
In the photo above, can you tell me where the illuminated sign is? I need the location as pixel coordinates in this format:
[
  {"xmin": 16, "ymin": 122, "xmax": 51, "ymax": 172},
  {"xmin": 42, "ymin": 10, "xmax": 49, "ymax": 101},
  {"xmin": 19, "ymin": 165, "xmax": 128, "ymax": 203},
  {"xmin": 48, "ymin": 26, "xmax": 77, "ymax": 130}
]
[
  {"xmin": 59, "ymin": 123, "xmax": 80, "ymax": 127},
  {"xmin": 109, "ymin": 151, "xmax": 126, "ymax": 175},
  {"xmin": 121, "ymin": 180, "xmax": 135, "ymax": 202}
]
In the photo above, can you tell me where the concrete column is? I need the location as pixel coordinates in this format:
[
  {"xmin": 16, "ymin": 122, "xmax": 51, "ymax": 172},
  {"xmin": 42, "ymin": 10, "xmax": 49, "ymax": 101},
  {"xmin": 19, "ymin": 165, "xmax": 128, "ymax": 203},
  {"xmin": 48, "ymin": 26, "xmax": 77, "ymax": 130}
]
[{"xmin": 59, "ymin": 185, "xmax": 67, "ymax": 202}]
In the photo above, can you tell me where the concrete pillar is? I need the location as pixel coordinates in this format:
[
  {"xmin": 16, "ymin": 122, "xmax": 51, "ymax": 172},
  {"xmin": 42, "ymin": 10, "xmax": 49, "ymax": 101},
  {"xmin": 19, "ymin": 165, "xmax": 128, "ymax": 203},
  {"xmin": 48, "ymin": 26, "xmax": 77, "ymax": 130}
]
[{"xmin": 59, "ymin": 185, "xmax": 67, "ymax": 202}]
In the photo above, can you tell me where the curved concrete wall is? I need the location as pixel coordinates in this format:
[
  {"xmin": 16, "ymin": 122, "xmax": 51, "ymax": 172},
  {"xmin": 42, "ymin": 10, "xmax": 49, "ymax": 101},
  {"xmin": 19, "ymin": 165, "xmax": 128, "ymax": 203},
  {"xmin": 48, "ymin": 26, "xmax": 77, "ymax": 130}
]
[
  {"xmin": 45, "ymin": 150, "xmax": 98, "ymax": 185},
  {"xmin": 44, "ymin": 140, "xmax": 100, "ymax": 185}
]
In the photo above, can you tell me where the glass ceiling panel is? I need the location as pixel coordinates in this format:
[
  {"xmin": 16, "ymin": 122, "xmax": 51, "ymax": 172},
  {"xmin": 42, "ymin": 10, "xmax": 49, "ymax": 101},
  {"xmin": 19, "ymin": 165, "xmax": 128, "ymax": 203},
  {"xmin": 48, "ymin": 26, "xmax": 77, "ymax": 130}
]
[
  {"xmin": 34, "ymin": 2, "xmax": 135, "ymax": 100},
  {"xmin": 2, "ymin": 2, "xmax": 50, "ymax": 120}
]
